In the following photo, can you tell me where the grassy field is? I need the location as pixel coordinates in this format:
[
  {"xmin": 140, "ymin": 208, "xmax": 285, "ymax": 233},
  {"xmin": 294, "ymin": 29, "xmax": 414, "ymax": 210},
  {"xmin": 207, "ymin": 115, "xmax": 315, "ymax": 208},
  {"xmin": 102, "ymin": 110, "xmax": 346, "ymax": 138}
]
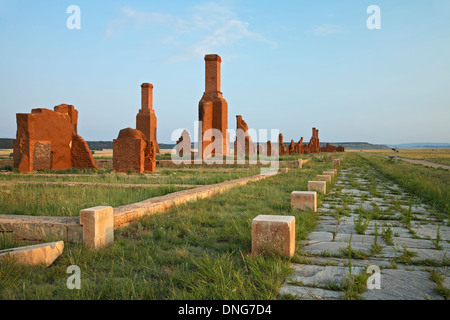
[
  {"xmin": 0, "ymin": 167, "xmax": 266, "ymax": 217},
  {"xmin": 0, "ymin": 159, "xmax": 333, "ymax": 299},
  {"xmin": 0, "ymin": 184, "xmax": 186, "ymax": 217},
  {"xmin": 0, "ymin": 149, "xmax": 12, "ymax": 159},
  {"xmin": 0, "ymin": 168, "xmax": 261, "ymax": 186},
  {"xmin": 362, "ymin": 149, "xmax": 450, "ymax": 166}
]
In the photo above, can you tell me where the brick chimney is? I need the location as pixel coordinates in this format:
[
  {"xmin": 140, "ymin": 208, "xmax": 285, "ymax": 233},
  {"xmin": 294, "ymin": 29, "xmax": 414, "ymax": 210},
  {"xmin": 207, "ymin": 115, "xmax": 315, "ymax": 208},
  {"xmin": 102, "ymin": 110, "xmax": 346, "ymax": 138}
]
[
  {"xmin": 141, "ymin": 83, "xmax": 153, "ymax": 111},
  {"xmin": 205, "ymin": 54, "xmax": 221, "ymax": 93}
]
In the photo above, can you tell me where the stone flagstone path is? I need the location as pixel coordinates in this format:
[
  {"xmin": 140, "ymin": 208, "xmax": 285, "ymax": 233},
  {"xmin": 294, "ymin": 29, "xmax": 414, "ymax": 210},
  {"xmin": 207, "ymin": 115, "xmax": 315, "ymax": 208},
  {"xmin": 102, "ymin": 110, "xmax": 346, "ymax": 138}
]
[{"xmin": 280, "ymin": 164, "xmax": 449, "ymax": 300}]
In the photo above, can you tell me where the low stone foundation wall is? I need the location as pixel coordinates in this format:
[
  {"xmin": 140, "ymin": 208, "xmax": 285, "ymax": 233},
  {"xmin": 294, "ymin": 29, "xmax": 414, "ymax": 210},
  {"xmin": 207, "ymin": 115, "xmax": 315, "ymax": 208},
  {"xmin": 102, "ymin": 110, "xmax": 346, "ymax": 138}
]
[{"xmin": 0, "ymin": 215, "xmax": 83, "ymax": 244}]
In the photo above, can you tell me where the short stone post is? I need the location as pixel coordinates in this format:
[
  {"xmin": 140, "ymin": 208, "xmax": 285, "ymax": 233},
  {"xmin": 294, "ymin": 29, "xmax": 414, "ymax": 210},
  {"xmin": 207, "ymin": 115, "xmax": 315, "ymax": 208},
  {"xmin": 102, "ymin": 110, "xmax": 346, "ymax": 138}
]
[
  {"xmin": 291, "ymin": 191, "xmax": 317, "ymax": 213},
  {"xmin": 316, "ymin": 175, "xmax": 332, "ymax": 183},
  {"xmin": 252, "ymin": 215, "xmax": 295, "ymax": 257},
  {"xmin": 80, "ymin": 206, "xmax": 114, "ymax": 249},
  {"xmin": 308, "ymin": 181, "xmax": 327, "ymax": 194},
  {"xmin": 323, "ymin": 170, "xmax": 335, "ymax": 178},
  {"xmin": 333, "ymin": 159, "xmax": 340, "ymax": 167},
  {"xmin": 297, "ymin": 159, "xmax": 303, "ymax": 168}
]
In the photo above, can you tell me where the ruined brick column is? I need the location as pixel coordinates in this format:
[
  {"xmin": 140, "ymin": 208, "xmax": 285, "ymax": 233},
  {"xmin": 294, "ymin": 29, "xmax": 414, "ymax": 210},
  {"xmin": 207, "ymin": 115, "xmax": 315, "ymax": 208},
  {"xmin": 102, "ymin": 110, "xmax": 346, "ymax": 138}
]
[
  {"xmin": 234, "ymin": 115, "xmax": 256, "ymax": 157},
  {"xmin": 198, "ymin": 54, "xmax": 228, "ymax": 158},
  {"xmin": 297, "ymin": 137, "xmax": 304, "ymax": 154},
  {"xmin": 136, "ymin": 83, "xmax": 159, "ymax": 153},
  {"xmin": 314, "ymin": 128, "xmax": 320, "ymax": 153}
]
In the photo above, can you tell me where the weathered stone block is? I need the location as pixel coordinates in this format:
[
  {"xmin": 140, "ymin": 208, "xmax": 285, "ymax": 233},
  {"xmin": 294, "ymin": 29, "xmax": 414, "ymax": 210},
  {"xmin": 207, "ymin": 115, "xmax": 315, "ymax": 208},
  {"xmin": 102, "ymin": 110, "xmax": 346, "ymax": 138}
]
[
  {"xmin": 291, "ymin": 191, "xmax": 317, "ymax": 212},
  {"xmin": 323, "ymin": 171, "xmax": 335, "ymax": 178},
  {"xmin": 252, "ymin": 215, "xmax": 295, "ymax": 257},
  {"xmin": 308, "ymin": 181, "xmax": 327, "ymax": 194},
  {"xmin": 316, "ymin": 175, "xmax": 332, "ymax": 183},
  {"xmin": 80, "ymin": 206, "xmax": 114, "ymax": 249},
  {"xmin": 297, "ymin": 159, "xmax": 303, "ymax": 168},
  {"xmin": 332, "ymin": 159, "xmax": 341, "ymax": 167},
  {"xmin": 0, "ymin": 241, "xmax": 64, "ymax": 267}
]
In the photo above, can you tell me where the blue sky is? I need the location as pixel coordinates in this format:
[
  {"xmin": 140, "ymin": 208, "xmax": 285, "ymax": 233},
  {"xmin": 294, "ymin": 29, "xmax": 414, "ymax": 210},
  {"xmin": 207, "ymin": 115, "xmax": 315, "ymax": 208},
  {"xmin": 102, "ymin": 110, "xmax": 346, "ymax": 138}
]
[{"xmin": 0, "ymin": 0, "xmax": 449, "ymax": 144}]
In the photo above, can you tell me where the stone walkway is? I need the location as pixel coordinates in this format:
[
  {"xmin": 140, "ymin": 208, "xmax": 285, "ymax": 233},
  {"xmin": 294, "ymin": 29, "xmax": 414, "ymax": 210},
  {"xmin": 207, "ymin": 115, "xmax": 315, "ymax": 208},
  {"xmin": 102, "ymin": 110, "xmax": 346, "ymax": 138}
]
[{"xmin": 280, "ymin": 164, "xmax": 449, "ymax": 300}]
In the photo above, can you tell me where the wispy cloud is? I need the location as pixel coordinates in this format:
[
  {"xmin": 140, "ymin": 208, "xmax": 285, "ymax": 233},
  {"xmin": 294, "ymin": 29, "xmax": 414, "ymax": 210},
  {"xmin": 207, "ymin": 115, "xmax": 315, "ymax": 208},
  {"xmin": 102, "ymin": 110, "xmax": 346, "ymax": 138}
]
[
  {"xmin": 312, "ymin": 24, "xmax": 346, "ymax": 35},
  {"xmin": 105, "ymin": 2, "xmax": 276, "ymax": 61}
]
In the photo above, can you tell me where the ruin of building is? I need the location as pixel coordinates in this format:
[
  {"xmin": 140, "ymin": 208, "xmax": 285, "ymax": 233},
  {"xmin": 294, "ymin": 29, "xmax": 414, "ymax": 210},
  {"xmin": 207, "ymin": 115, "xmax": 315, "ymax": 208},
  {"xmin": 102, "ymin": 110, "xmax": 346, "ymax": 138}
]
[{"xmin": 13, "ymin": 104, "xmax": 97, "ymax": 172}]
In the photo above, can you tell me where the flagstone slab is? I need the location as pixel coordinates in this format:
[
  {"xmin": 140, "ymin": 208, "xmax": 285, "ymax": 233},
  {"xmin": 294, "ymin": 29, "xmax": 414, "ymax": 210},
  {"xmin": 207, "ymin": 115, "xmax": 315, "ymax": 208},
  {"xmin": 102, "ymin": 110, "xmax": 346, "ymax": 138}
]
[
  {"xmin": 302, "ymin": 241, "xmax": 372, "ymax": 256},
  {"xmin": 287, "ymin": 264, "xmax": 365, "ymax": 287},
  {"xmin": 303, "ymin": 256, "xmax": 393, "ymax": 268},
  {"xmin": 406, "ymin": 248, "xmax": 449, "ymax": 263},
  {"xmin": 411, "ymin": 224, "xmax": 450, "ymax": 240},
  {"xmin": 392, "ymin": 237, "xmax": 436, "ymax": 250},
  {"xmin": 279, "ymin": 285, "xmax": 343, "ymax": 300},
  {"xmin": 307, "ymin": 232, "xmax": 334, "ymax": 242},
  {"xmin": 334, "ymin": 233, "xmax": 387, "ymax": 246},
  {"xmin": 361, "ymin": 269, "xmax": 444, "ymax": 300},
  {"xmin": 340, "ymin": 189, "xmax": 370, "ymax": 196}
]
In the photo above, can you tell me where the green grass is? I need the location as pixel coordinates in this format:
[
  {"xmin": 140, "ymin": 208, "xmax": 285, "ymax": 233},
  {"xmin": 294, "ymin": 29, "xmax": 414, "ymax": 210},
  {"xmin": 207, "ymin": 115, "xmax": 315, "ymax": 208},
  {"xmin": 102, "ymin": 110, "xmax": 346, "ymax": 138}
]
[
  {"xmin": 428, "ymin": 269, "xmax": 450, "ymax": 299},
  {"xmin": 0, "ymin": 233, "xmax": 36, "ymax": 251},
  {"xmin": 0, "ymin": 169, "xmax": 260, "ymax": 186},
  {"xmin": 0, "ymin": 184, "xmax": 185, "ymax": 217},
  {"xmin": 0, "ymin": 159, "xmax": 332, "ymax": 299},
  {"xmin": 381, "ymin": 226, "xmax": 394, "ymax": 246},
  {"xmin": 354, "ymin": 206, "xmax": 370, "ymax": 235}
]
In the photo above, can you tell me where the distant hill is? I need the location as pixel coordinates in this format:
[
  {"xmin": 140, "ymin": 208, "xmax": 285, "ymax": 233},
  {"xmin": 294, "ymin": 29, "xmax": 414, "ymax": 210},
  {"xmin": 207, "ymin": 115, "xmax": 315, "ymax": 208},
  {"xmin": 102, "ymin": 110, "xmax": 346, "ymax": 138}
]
[
  {"xmin": 0, "ymin": 138, "xmax": 14, "ymax": 149},
  {"xmin": 86, "ymin": 141, "xmax": 113, "ymax": 150},
  {"xmin": 387, "ymin": 143, "xmax": 450, "ymax": 149}
]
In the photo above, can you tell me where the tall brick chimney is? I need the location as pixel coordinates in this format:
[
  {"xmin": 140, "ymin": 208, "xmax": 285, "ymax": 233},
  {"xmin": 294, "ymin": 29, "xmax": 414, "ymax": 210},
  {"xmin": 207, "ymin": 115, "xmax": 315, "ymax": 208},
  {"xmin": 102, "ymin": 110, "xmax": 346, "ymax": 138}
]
[
  {"xmin": 205, "ymin": 54, "xmax": 221, "ymax": 93},
  {"xmin": 136, "ymin": 83, "xmax": 159, "ymax": 153},
  {"xmin": 198, "ymin": 54, "xmax": 228, "ymax": 157},
  {"xmin": 141, "ymin": 83, "xmax": 153, "ymax": 110}
]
